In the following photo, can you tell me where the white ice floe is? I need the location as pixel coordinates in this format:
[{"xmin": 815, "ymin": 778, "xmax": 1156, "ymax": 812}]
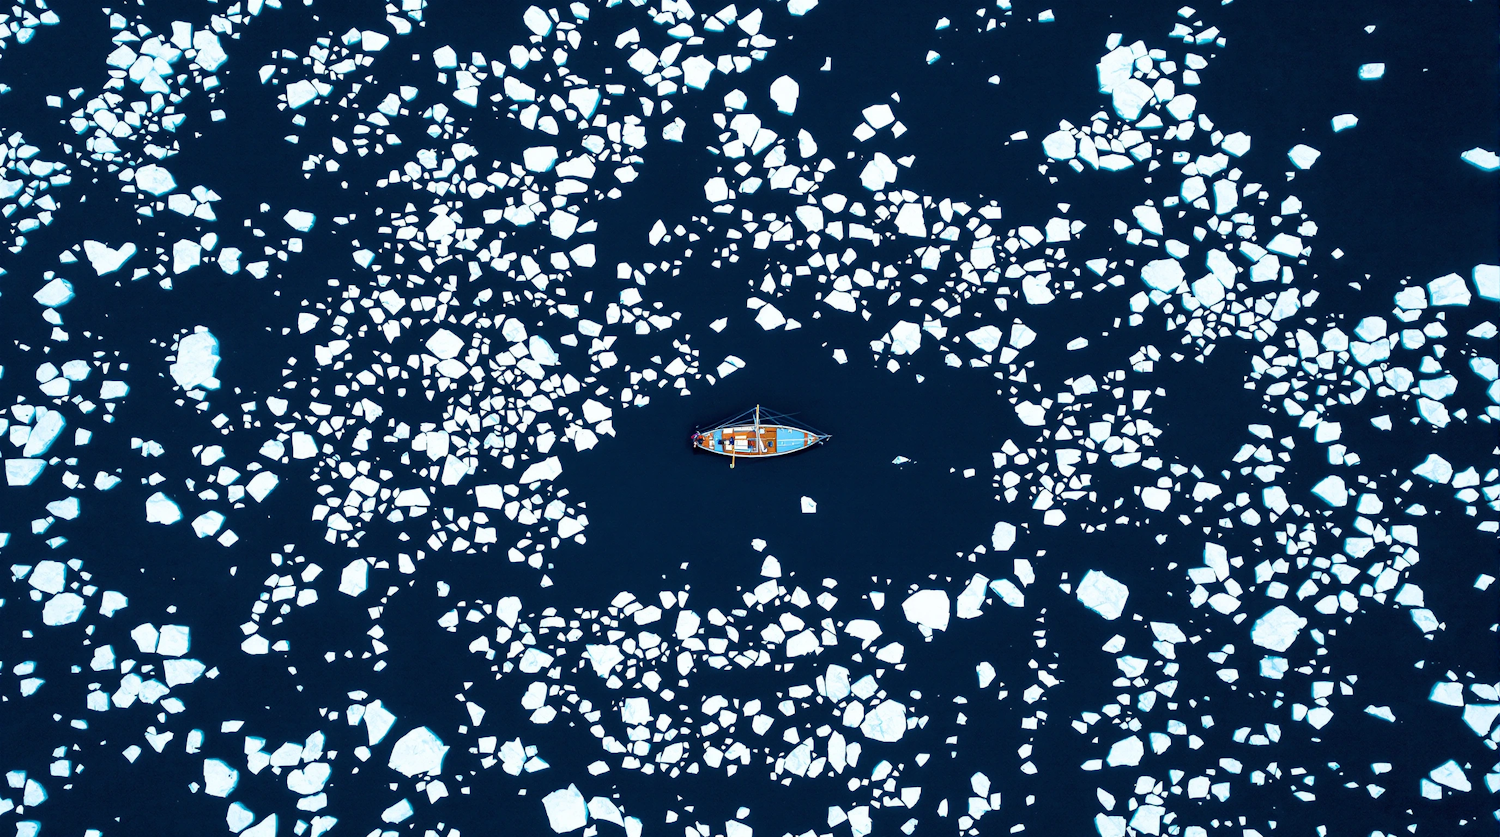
[
  {"xmin": 389, "ymin": 727, "xmax": 448, "ymax": 777},
  {"xmin": 859, "ymin": 699, "xmax": 908, "ymax": 742},
  {"xmin": 800, "ymin": 496, "xmax": 817, "ymax": 513},
  {"xmin": 1461, "ymin": 147, "xmax": 1499, "ymax": 171},
  {"xmin": 1076, "ymin": 570, "xmax": 1129, "ymax": 620},
  {"xmin": 171, "ymin": 330, "xmax": 222, "ymax": 390},
  {"xmin": 1358, "ymin": 63, "xmax": 1385, "ymax": 80},
  {"xmin": 769, "ymin": 76, "xmax": 799, "ymax": 114},
  {"xmin": 204, "ymin": 758, "xmax": 239, "ymax": 797},
  {"xmin": 83, "ymin": 240, "xmax": 137, "ymax": 276},
  {"xmin": 1427, "ymin": 272, "xmax": 1472, "ymax": 306},
  {"xmin": 902, "ymin": 589, "xmax": 950, "ymax": 632},
  {"xmin": 339, "ymin": 560, "xmax": 368, "ymax": 596},
  {"xmin": 1331, "ymin": 114, "xmax": 1358, "ymax": 132},
  {"xmin": 1310, "ymin": 475, "xmax": 1349, "ymax": 507},
  {"xmin": 520, "ymin": 456, "xmax": 563, "ymax": 483},
  {"xmin": 283, "ymin": 210, "xmax": 315, "ymax": 232},
  {"xmin": 34, "ymin": 277, "xmax": 75, "ymax": 307},
  {"xmin": 42, "ymin": 593, "xmax": 85, "ymax": 626},
  {"xmin": 1106, "ymin": 735, "xmax": 1143, "ymax": 767},
  {"xmin": 966, "ymin": 325, "xmax": 1002, "ymax": 352},
  {"xmin": 543, "ymin": 784, "xmax": 589, "ymax": 833},
  {"xmin": 524, "ymin": 146, "xmax": 559, "ymax": 173},
  {"xmin": 145, "ymin": 492, "xmax": 182, "ymax": 525},
  {"xmin": 1250, "ymin": 605, "xmax": 1306, "ymax": 652},
  {"xmin": 135, "ymin": 164, "xmax": 177, "ymax": 196},
  {"xmin": 888, "ymin": 321, "xmax": 922, "ymax": 354},
  {"xmin": 1287, "ymin": 144, "xmax": 1320, "ymax": 169},
  {"xmin": 1141, "ymin": 259, "xmax": 1185, "ymax": 293}
]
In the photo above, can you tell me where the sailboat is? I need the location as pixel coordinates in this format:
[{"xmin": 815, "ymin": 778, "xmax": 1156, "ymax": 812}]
[{"xmin": 690, "ymin": 405, "xmax": 830, "ymax": 461}]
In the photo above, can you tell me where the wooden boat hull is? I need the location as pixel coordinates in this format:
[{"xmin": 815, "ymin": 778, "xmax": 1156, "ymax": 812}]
[{"xmin": 691, "ymin": 423, "xmax": 827, "ymax": 458}]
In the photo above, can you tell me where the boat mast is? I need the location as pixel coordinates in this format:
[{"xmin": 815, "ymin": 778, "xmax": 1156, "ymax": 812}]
[{"xmin": 754, "ymin": 404, "xmax": 760, "ymax": 453}]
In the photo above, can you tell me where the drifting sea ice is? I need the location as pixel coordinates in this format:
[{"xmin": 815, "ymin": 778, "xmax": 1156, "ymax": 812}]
[{"xmin": 1076, "ymin": 570, "xmax": 1129, "ymax": 620}]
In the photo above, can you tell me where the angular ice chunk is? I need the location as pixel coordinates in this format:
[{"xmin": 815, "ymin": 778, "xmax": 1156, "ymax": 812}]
[
  {"xmin": 171, "ymin": 330, "xmax": 221, "ymax": 390},
  {"xmin": 520, "ymin": 456, "xmax": 563, "ymax": 483},
  {"xmin": 801, "ymin": 496, "xmax": 817, "ymax": 513},
  {"xmin": 1358, "ymin": 63, "xmax": 1384, "ymax": 80},
  {"xmin": 389, "ymin": 727, "xmax": 448, "ymax": 777},
  {"xmin": 1140, "ymin": 259, "xmax": 1185, "ymax": 293},
  {"xmin": 34, "ymin": 277, "xmax": 75, "ymax": 308},
  {"xmin": 859, "ymin": 153, "xmax": 898, "ymax": 191},
  {"xmin": 1250, "ymin": 605, "xmax": 1306, "ymax": 652},
  {"xmin": 1111, "ymin": 79, "xmax": 1154, "ymax": 122},
  {"xmin": 902, "ymin": 589, "xmax": 950, "ymax": 632},
  {"xmin": 769, "ymin": 76, "xmax": 799, "ymax": 114},
  {"xmin": 1461, "ymin": 148, "xmax": 1500, "ymax": 171},
  {"xmin": 1076, "ymin": 570, "xmax": 1129, "ymax": 620},
  {"xmin": 83, "ymin": 241, "xmax": 137, "ymax": 276},
  {"xmin": 205, "ymin": 758, "xmax": 239, "ymax": 797},
  {"xmin": 991, "ymin": 521, "xmax": 1016, "ymax": 551},
  {"xmin": 965, "ymin": 326, "xmax": 1002, "ymax": 352},
  {"xmin": 888, "ymin": 321, "xmax": 922, "ymax": 354},
  {"xmin": 1427, "ymin": 273, "xmax": 1471, "ymax": 306},
  {"xmin": 1310, "ymin": 475, "xmax": 1349, "ymax": 507},
  {"xmin": 135, "ymin": 164, "xmax": 177, "ymax": 196},
  {"xmin": 1287, "ymin": 144, "xmax": 1320, "ymax": 169},
  {"xmin": 1106, "ymin": 735, "xmax": 1143, "ymax": 767},
  {"xmin": 42, "ymin": 593, "xmax": 85, "ymax": 626},
  {"xmin": 1331, "ymin": 114, "xmax": 1358, "ymax": 132},
  {"xmin": 145, "ymin": 492, "xmax": 182, "ymax": 524},
  {"xmin": 524, "ymin": 146, "xmax": 559, "ymax": 173},
  {"xmin": 859, "ymin": 699, "xmax": 908, "ymax": 742},
  {"xmin": 543, "ymin": 785, "xmax": 588, "ymax": 833},
  {"xmin": 1042, "ymin": 130, "xmax": 1076, "ymax": 161},
  {"xmin": 283, "ymin": 210, "xmax": 315, "ymax": 232}
]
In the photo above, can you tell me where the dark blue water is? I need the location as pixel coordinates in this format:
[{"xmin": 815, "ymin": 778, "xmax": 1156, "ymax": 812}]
[{"xmin": 1, "ymin": 1, "xmax": 1496, "ymax": 837}]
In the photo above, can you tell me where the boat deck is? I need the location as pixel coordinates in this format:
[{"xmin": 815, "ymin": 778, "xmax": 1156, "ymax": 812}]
[{"xmin": 694, "ymin": 424, "xmax": 820, "ymax": 457}]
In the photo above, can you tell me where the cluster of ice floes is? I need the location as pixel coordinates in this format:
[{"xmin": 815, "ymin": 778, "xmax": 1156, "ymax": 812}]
[{"xmin": 1, "ymin": 0, "xmax": 1496, "ymax": 836}]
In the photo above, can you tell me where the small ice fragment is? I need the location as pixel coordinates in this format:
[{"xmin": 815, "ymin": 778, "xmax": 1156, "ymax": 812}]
[
  {"xmin": 801, "ymin": 496, "xmax": 817, "ymax": 514},
  {"xmin": 542, "ymin": 785, "xmax": 589, "ymax": 833},
  {"xmin": 388, "ymin": 727, "xmax": 448, "ymax": 777},
  {"xmin": 1358, "ymin": 63, "xmax": 1385, "ymax": 80},
  {"xmin": 769, "ymin": 76, "xmax": 799, "ymax": 114},
  {"xmin": 1331, "ymin": 114, "xmax": 1358, "ymax": 132},
  {"xmin": 901, "ymin": 589, "xmax": 950, "ymax": 632},
  {"xmin": 1287, "ymin": 144, "xmax": 1320, "ymax": 169},
  {"xmin": 1461, "ymin": 148, "xmax": 1499, "ymax": 171},
  {"xmin": 1076, "ymin": 570, "xmax": 1128, "ymax": 620},
  {"xmin": 283, "ymin": 210, "xmax": 315, "ymax": 232},
  {"xmin": 145, "ymin": 492, "xmax": 182, "ymax": 525},
  {"xmin": 1250, "ymin": 605, "xmax": 1306, "ymax": 652}
]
